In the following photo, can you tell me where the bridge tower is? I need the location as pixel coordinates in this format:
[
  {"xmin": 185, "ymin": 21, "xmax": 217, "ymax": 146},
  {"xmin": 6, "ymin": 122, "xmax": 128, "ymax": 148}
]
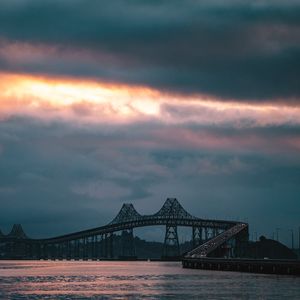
[
  {"xmin": 155, "ymin": 198, "xmax": 186, "ymax": 258},
  {"xmin": 163, "ymin": 224, "xmax": 180, "ymax": 258},
  {"xmin": 6, "ymin": 224, "xmax": 29, "ymax": 259},
  {"xmin": 108, "ymin": 203, "xmax": 140, "ymax": 259}
]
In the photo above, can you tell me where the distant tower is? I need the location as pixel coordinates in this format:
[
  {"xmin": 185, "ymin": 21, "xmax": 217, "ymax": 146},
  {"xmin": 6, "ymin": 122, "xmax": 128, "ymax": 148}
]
[{"xmin": 158, "ymin": 198, "xmax": 183, "ymax": 258}]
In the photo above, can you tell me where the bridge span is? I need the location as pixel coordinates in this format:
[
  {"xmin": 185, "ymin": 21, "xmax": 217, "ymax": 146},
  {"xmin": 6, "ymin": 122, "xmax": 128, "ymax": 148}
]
[{"xmin": 0, "ymin": 198, "xmax": 248, "ymax": 259}]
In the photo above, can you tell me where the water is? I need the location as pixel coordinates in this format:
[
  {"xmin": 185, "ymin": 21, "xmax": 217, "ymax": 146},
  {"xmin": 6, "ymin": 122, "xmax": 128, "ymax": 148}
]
[{"xmin": 0, "ymin": 261, "xmax": 299, "ymax": 299}]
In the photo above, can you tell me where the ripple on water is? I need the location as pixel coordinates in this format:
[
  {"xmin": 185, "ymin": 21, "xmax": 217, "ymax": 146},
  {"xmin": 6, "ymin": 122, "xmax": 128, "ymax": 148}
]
[{"xmin": 0, "ymin": 261, "xmax": 299, "ymax": 299}]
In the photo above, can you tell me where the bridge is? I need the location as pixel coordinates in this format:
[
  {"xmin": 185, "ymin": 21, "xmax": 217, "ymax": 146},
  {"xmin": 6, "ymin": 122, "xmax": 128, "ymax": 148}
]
[{"xmin": 0, "ymin": 198, "xmax": 248, "ymax": 260}]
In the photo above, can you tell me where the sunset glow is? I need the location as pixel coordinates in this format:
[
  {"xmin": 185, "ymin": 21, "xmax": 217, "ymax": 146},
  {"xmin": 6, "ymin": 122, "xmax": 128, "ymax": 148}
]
[
  {"xmin": 0, "ymin": 73, "xmax": 162, "ymax": 122},
  {"xmin": 1, "ymin": 72, "xmax": 300, "ymax": 126}
]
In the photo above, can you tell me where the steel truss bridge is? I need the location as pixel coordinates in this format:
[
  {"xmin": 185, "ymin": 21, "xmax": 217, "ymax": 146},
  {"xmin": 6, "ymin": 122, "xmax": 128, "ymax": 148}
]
[{"xmin": 0, "ymin": 198, "xmax": 248, "ymax": 260}]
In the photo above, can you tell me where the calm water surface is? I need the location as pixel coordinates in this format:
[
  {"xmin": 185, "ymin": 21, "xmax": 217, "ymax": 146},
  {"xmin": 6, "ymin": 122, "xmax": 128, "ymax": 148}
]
[{"xmin": 0, "ymin": 260, "xmax": 299, "ymax": 299}]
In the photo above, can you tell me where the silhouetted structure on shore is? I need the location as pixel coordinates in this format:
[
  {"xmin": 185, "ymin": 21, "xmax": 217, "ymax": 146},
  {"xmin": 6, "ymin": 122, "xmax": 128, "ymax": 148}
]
[{"xmin": 244, "ymin": 236, "xmax": 297, "ymax": 260}]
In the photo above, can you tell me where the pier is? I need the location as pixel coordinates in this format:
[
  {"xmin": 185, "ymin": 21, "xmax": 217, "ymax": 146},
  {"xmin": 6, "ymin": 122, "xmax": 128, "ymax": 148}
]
[{"xmin": 182, "ymin": 257, "xmax": 300, "ymax": 276}]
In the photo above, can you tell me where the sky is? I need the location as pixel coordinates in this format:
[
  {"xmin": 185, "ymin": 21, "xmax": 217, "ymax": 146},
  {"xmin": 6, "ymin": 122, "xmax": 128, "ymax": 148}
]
[{"xmin": 0, "ymin": 0, "xmax": 299, "ymax": 246}]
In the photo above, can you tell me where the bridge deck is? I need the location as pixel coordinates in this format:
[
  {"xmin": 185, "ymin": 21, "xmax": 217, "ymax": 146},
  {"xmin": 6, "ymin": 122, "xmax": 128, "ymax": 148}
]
[
  {"xmin": 186, "ymin": 223, "xmax": 248, "ymax": 258},
  {"xmin": 0, "ymin": 198, "xmax": 239, "ymax": 243}
]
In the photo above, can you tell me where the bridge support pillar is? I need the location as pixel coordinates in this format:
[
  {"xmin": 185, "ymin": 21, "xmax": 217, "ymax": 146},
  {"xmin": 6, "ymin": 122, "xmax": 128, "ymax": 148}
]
[
  {"xmin": 100, "ymin": 234, "xmax": 104, "ymax": 258},
  {"xmin": 121, "ymin": 228, "xmax": 136, "ymax": 258},
  {"xmin": 103, "ymin": 233, "xmax": 114, "ymax": 259},
  {"xmin": 109, "ymin": 233, "xmax": 114, "ymax": 258},
  {"xmin": 75, "ymin": 239, "xmax": 79, "ymax": 259},
  {"xmin": 92, "ymin": 235, "xmax": 97, "ymax": 259},
  {"xmin": 192, "ymin": 227, "xmax": 203, "ymax": 247},
  {"xmin": 104, "ymin": 234, "xmax": 108, "ymax": 258},
  {"xmin": 163, "ymin": 224, "xmax": 180, "ymax": 258},
  {"xmin": 205, "ymin": 227, "xmax": 209, "ymax": 241}
]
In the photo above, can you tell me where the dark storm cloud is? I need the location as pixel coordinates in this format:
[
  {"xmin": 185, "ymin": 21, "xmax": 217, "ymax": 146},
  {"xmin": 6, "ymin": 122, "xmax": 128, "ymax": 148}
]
[
  {"xmin": 0, "ymin": 117, "xmax": 299, "ymax": 238},
  {"xmin": 0, "ymin": 0, "xmax": 300, "ymax": 101}
]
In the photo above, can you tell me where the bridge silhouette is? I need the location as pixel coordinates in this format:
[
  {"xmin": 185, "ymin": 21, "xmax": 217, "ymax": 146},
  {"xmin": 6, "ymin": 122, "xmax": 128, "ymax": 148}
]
[{"xmin": 0, "ymin": 198, "xmax": 248, "ymax": 260}]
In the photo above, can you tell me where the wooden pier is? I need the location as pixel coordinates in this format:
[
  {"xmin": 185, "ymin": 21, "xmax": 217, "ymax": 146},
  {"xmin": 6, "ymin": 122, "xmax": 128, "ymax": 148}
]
[{"xmin": 182, "ymin": 257, "xmax": 300, "ymax": 276}]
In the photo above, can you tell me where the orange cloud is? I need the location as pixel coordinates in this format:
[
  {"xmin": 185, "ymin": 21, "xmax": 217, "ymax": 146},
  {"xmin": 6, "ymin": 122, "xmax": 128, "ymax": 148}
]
[
  {"xmin": 1, "ymin": 72, "xmax": 300, "ymax": 127},
  {"xmin": 0, "ymin": 72, "xmax": 162, "ymax": 123}
]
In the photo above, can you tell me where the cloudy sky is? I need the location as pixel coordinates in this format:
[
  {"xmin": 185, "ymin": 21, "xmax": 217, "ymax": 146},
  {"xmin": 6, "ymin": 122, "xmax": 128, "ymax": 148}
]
[{"xmin": 0, "ymin": 0, "xmax": 299, "ymax": 245}]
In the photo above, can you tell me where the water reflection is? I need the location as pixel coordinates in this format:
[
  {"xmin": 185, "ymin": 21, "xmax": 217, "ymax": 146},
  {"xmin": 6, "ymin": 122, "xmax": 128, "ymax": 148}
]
[{"xmin": 0, "ymin": 261, "xmax": 299, "ymax": 299}]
